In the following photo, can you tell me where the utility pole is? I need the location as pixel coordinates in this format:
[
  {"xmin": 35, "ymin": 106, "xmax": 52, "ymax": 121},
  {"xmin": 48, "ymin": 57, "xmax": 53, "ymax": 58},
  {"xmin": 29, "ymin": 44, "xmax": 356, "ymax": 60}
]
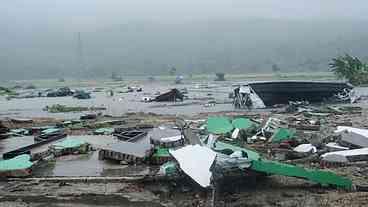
[{"xmin": 76, "ymin": 32, "xmax": 87, "ymax": 77}]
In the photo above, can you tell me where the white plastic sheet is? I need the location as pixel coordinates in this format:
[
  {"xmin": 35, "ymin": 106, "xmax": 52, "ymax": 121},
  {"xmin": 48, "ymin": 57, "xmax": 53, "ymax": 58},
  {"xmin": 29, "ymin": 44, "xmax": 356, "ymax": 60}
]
[
  {"xmin": 326, "ymin": 142, "xmax": 349, "ymax": 151},
  {"xmin": 160, "ymin": 135, "xmax": 183, "ymax": 142},
  {"xmin": 293, "ymin": 144, "xmax": 317, "ymax": 153},
  {"xmin": 335, "ymin": 126, "xmax": 368, "ymax": 138},
  {"xmin": 321, "ymin": 148, "xmax": 368, "ymax": 158},
  {"xmin": 170, "ymin": 145, "xmax": 216, "ymax": 187}
]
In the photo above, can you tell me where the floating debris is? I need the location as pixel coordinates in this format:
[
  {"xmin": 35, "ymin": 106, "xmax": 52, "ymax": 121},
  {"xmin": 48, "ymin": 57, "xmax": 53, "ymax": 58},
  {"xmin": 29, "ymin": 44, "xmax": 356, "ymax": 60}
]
[
  {"xmin": 98, "ymin": 142, "xmax": 153, "ymax": 164},
  {"xmin": 149, "ymin": 127, "xmax": 184, "ymax": 148},
  {"xmin": 35, "ymin": 128, "xmax": 66, "ymax": 142},
  {"xmin": 154, "ymin": 89, "xmax": 184, "ymax": 102},
  {"xmin": 93, "ymin": 128, "xmax": 114, "ymax": 135},
  {"xmin": 214, "ymin": 73, "xmax": 226, "ymax": 81},
  {"xmin": 44, "ymin": 104, "xmax": 106, "ymax": 113},
  {"xmin": 73, "ymin": 90, "xmax": 91, "ymax": 99},
  {"xmin": 80, "ymin": 114, "xmax": 97, "ymax": 120},
  {"xmin": 50, "ymin": 139, "xmax": 90, "ymax": 157},
  {"xmin": 10, "ymin": 118, "xmax": 33, "ymax": 124},
  {"xmin": 46, "ymin": 87, "xmax": 73, "ymax": 97},
  {"xmin": 115, "ymin": 130, "xmax": 147, "ymax": 142},
  {"xmin": 0, "ymin": 154, "xmax": 33, "ymax": 177}
]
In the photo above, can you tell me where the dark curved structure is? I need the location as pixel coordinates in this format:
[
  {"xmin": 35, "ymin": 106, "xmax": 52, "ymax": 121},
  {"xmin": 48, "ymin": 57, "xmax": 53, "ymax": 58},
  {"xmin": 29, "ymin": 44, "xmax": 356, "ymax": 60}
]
[
  {"xmin": 154, "ymin": 89, "xmax": 184, "ymax": 102},
  {"xmin": 248, "ymin": 81, "xmax": 353, "ymax": 107}
]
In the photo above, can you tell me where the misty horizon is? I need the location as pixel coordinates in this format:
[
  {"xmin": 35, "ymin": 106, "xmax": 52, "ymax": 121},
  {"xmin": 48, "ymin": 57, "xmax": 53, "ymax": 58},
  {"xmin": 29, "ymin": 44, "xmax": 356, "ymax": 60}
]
[{"xmin": 1, "ymin": 0, "xmax": 368, "ymax": 80}]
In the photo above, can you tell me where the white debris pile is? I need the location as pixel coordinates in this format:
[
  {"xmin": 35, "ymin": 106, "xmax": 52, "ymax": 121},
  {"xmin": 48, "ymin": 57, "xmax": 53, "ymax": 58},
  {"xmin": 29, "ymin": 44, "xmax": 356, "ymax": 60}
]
[{"xmin": 321, "ymin": 126, "xmax": 368, "ymax": 163}]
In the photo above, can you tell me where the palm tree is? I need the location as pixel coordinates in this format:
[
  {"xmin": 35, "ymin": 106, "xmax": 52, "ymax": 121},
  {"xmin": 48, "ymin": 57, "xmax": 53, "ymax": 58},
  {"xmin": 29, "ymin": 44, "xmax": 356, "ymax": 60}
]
[{"xmin": 329, "ymin": 54, "xmax": 368, "ymax": 85}]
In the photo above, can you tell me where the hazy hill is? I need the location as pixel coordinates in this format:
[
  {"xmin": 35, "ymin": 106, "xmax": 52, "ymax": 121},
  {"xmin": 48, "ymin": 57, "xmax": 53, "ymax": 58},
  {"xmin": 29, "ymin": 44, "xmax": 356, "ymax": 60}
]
[{"xmin": 1, "ymin": 19, "xmax": 368, "ymax": 80}]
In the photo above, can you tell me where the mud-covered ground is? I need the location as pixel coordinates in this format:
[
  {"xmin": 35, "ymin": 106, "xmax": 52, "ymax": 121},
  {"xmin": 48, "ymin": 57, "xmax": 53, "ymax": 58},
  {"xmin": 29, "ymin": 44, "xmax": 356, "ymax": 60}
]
[{"xmin": 1, "ymin": 175, "xmax": 368, "ymax": 207}]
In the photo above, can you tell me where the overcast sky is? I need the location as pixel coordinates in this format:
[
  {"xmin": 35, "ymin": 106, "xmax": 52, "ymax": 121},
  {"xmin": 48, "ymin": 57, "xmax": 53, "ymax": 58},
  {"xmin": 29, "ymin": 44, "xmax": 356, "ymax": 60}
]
[
  {"xmin": 1, "ymin": 0, "xmax": 368, "ymax": 79},
  {"xmin": 2, "ymin": 0, "xmax": 368, "ymax": 31}
]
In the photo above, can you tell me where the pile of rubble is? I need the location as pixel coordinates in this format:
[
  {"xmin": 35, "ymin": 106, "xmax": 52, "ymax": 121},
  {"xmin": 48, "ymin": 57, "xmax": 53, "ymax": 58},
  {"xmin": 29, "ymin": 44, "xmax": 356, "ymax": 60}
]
[{"xmin": 1, "ymin": 106, "xmax": 366, "ymax": 194}]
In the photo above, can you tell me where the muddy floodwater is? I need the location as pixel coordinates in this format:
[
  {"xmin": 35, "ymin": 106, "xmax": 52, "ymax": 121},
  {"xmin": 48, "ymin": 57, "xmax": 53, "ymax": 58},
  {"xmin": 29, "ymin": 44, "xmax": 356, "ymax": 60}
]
[
  {"xmin": 1, "ymin": 81, "xmax": 367, "ymax": 119},
  {"xmin": 0, "ymin": 81, "xmax": 237, "ymax": 119}
]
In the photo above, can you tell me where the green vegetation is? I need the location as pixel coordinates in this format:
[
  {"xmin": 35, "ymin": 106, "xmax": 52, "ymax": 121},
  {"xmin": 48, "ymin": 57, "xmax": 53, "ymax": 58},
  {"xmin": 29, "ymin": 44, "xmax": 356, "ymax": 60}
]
[
  {"xmin": 0, "ymin": 87, "xmax": 17, "ymax": 96},
  {"xmin": 44, "ymin": 104, "xmax": 106, "ymax": 113},
  {"xmin": 329, "ymin": 54, "xmax": 368, "ymax": 85}
]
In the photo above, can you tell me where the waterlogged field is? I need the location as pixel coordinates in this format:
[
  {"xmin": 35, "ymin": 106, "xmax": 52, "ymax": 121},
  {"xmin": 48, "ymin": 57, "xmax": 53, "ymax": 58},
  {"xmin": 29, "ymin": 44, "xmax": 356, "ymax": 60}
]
[{"xmin": 0, "ymin": 72, "xmax": 339, "ymax": 119}]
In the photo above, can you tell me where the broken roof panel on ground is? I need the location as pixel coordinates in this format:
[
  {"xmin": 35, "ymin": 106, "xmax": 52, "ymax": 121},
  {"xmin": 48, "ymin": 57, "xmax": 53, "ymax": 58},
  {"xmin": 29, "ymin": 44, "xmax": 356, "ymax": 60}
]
[
  {"xmin": 251, "ymin": 159, "xmax": 352, "ymax": 190},
  {"xmin": 115, "ymin": 130, "xmax": 147, "ymax": 142},
  {"xmin": 326, "ymin": 142, "xmax": 350, "ymax": 151},
  {"xmin": 170, "ymin": 145, "xmax": 216, "ymax": 188},
  {"xmin": 101, "ymin": 141, "xmax": 152, "ymax": 158},
  {"xmin": 232, "ymin": 118, "xmax": 257, "ymax": 130},
  {"xmin": 207, "ymin": 117, "xmax": 233, "ymax": 134},
  {"xmin": 149, "ymin": 126, "xmax": 184, "ymax": 147},
  {"xmin": 270, "ymin": 128, "xmax": 296, "ymax": 143},
  {"xmin": 340, "ymin": 131, "xmax": 368, "ymax": 148},
  {"xmin": 335, "ymin": 126, "xmax": 368, "ymax": 138},
  {"xmin": 213, "ymin": 141, "xmax": 260, "ymax": 161},
  {"xmin": 149, "ymin": 126, "xmax": 181, "ymax": 138},
  {"xmin": 321, "ymin": 148, "xmax": 368, "ymax": 162}
]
